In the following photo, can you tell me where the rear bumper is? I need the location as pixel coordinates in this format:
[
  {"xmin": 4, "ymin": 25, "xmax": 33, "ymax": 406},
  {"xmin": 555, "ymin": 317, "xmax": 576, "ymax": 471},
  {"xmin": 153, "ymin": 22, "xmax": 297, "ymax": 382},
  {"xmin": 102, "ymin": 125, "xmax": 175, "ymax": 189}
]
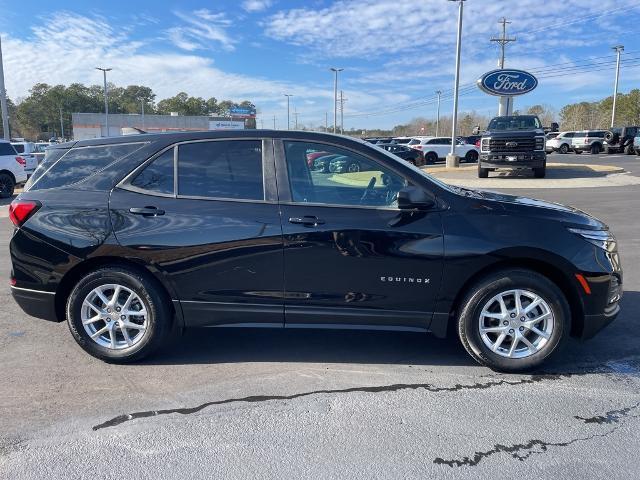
[{"xmin": 11, "ymin": 286, "xmax": 59, "ymax": 322}]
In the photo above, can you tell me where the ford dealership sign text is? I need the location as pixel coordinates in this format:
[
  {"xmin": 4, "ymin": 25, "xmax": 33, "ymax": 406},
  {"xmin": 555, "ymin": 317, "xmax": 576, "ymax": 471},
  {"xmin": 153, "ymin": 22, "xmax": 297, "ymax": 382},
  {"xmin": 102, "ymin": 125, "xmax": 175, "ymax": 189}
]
[{"xmin": 477, "ymin": 69, "xmax": 538, "ymax": 97}]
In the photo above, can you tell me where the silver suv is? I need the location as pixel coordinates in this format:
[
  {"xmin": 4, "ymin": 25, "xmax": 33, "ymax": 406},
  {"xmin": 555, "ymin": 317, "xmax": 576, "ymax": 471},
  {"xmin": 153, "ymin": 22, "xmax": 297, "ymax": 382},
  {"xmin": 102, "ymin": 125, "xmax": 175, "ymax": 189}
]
[{"xmin": 572, "ymin": 130, "xmax": 607, "ymax": 154}]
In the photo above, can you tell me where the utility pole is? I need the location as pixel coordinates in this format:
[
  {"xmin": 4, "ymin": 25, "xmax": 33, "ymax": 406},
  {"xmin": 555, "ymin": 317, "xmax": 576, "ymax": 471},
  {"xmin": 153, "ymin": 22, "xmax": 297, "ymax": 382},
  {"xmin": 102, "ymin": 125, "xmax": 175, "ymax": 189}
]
[
  {"xmin": 95, "ymin": 67, "xmax": 112, "ymax": 136},
  {"xmin": 284, "ymin": 94, "xmax": 293, "ymax": 130},
  {"xmin": 330, "ymin": 67, "xmax": 343, "ymax": 133},
  {"xmin": 325, "ymin": 112, "xmax": 328, "ymax": 132},
  {"xmin": 611, "ymin": 45, "xmax": 624, "ymax": 128},
  {"xmin": 446, "ymin": 0, "xmax": 466, "ymax": 168},
  {"xmin": 339, "ymin": 90, "xmax": 347, "ymax": 134},
  {"xmin": 140, "ymin": 98, "xmax": 145, "ymax": 130},
  {"xmin": 293, "ymin": 105, "xmax": 299, "ymax": 129},
  {"xmin": 273, "ymin": 115, "xmax": 276, "ymax": 129},
  {"xmin": 0, "ymin": 36, "xmax": 10, "ymax": 140},
  {"xmin": 491, "ymin": 18, "xmax": 516, "ymax": 116},
  {"xmin": 435, "ymin": 90, "xmax": 442, "ymax": 136},
  {"xmin": 59, "ymin": 106, "xmax": 64, "ymax": 140}
]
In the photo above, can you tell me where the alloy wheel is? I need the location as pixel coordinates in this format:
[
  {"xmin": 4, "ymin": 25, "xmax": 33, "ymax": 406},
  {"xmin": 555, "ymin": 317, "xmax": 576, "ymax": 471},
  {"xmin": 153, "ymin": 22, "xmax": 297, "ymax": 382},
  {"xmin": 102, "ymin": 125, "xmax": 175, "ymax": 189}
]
[
  {"xmin": 81, "ymin": 284, "xmax": 148, "ymax": 350},
  {"xmin": 478, "ymin": 289, "xmax": 554, "ymax": 359}
]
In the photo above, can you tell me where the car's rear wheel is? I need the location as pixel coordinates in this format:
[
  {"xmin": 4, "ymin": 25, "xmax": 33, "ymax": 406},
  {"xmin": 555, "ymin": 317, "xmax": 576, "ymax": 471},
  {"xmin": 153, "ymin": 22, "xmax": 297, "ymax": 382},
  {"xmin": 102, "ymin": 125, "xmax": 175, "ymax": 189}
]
[
  {"xmin": 457, "ymin": 269, "xmax": 568, "ymax": 372},
  {"xmin": 67, "ymin": 266, "xmax": 172, "ymax": 363},
  {"xmin": 425, "ymin": 152, "xmax": 438, "ymax": 164},
  {"xmin": 559, "ymin": 144, "xmax": 569, "ymax": 154},
  {"xmin": 0, "ymin": 173, "xmax": 15, "ymax": 198},
  {"xmin": 533, "ymin": 166, "xmax": 546, "ymax": 178},
  {"xmin": 590, "ymin": 143, "xmax": 601, "ymax": 154},
  {"xmin": 478, "ymin": 165, "xmax": 489, "ymax": 178},
  {"xmin": 465, "ymin": 150, "xmax": 479, "ymax": 163},
  {"xmin": 624, "ymin": 145, "xmax": 634, "ymax": 155}
]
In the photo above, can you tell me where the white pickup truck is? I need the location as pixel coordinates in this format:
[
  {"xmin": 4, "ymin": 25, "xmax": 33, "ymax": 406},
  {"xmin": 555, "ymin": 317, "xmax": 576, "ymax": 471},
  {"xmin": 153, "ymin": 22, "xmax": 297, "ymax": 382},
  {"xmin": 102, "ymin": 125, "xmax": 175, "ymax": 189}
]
[
  {"xmin": 0, "ymin": 140, "xmax": 28, "ymax": 197},
  {"xmin": 407, "ymin": 137, "xmax": 479, "ymax": 164},
  {"xmin": 11, "ymin": 141, "xmax": 38, "ymax": 178}
]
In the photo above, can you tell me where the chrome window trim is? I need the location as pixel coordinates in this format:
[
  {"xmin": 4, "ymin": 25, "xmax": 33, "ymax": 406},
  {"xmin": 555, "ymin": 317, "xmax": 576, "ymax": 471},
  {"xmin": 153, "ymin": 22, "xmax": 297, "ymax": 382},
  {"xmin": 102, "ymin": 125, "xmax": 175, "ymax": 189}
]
[{"xmin": 118, "ymin": 137, "xmax": 268, "ymax": 203}]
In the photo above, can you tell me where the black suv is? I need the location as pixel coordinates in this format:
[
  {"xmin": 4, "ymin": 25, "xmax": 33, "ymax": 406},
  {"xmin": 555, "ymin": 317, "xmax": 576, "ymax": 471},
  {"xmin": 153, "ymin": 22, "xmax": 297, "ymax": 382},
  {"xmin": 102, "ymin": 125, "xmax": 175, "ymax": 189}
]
[
  {"xmin": 9, "ymin": 131, "xmax": 622, "ymax": 372},
  {"xmin": 479, "ymin": 115, "xmax": 547, "ymax": 178},
  {"xmin": 604, "ymin": 126, "xmax": 639, "ymax": 155}
]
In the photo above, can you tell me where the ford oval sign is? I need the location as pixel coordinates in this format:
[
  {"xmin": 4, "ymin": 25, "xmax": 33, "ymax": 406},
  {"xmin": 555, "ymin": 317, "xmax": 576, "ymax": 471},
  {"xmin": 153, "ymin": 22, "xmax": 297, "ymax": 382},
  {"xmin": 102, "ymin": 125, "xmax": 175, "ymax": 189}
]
[{"xmin": 477, "ymin": 69, "xmax": 538, "ymax": 97}]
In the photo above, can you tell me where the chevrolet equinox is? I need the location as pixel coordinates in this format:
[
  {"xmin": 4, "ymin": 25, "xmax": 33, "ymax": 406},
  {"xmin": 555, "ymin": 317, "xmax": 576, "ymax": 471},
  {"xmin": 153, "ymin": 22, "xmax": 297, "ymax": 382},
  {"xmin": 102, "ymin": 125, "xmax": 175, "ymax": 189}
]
[{"xmin": 9, "ymin": 131, "xmax": 622, "ymax": 372}]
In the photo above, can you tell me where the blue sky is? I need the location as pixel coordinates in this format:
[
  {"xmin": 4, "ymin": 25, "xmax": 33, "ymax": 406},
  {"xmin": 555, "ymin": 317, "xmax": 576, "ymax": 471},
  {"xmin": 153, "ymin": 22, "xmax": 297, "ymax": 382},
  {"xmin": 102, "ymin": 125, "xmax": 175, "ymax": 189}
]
[{"xmin": 1, "ymin": 0, "xmax": 640, "ymax": 129}]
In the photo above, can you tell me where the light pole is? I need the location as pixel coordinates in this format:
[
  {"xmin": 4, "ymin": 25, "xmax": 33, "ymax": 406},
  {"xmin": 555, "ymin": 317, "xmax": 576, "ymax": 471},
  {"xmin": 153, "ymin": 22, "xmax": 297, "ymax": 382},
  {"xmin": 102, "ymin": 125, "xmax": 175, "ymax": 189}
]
[
  {"xmin": 330, "ymin": 67, "xmax": 343, "ymax": 134},
  {"xmin": 96, "ymin": 67, "xmax": 112, "ymax": 137},
  {"xmin": 446, "ymin": 0, "xmax": 466, "ymax": 168},
  {"xmin": 0, "ymin": 36, "xmax": 10, "ymax": 140},
  {"xmin": 611, "ymin": 45, "xmax": 624, "ymax": 128},
  {"xmin": 59, "ymin": 106, "xmax": 64, "ymax": 140},
  {"xmin": 140, "ymin": 98, "xmax": 145, "ymax": 130},
  {"xmin": 435, "ymin": 90, "xmax": 442, "ymax": 136},
  {"xmin": 284, "ymin": 94, "xmax": 293, "ymax": 130}
]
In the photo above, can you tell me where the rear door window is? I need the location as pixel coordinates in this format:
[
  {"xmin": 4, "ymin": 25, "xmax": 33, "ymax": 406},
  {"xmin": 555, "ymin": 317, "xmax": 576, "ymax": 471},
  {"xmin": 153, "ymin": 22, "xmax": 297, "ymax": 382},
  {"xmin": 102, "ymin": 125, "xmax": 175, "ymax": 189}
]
[
  {"xmin": 12, "ymin": 144, "xmax": 25, "ymax": 153},
  {"xmin": 130, "ymin": 149, "xmax": 175, "ymax": 195},
  {"xmin": 29, "ymin": 143, "xmax": 145, "ymax": 191},
  {"xmin": 0, "ymin": 143, "xmax": 16, "ymax": 156},
  {"xmin": 177, "ymin": 140, "xmax": 264, "ymax": 200}
]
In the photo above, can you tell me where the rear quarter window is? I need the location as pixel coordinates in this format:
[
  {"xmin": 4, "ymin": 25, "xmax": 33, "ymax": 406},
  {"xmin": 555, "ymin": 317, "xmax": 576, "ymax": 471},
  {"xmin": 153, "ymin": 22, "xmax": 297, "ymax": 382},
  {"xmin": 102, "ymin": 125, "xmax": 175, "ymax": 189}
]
[
  {"xmin": 29, "ymin": 143, "xmax": 145, "ymax": 191},
  {"xmin": 0, "ymin": 143, "xmax": 17, "ymax": 156}
]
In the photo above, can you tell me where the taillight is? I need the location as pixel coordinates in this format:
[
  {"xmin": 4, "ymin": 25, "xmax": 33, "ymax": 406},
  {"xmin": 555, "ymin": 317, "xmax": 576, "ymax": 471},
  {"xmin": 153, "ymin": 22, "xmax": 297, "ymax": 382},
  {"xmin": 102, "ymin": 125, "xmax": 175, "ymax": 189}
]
[
  {"xmin": 475, "ymin": 139, "xmax": 480, "ymax": 147},
  {"xmin": 8, "ymin": 200, "xmax": 40, "ymax": 227},
  {"xmin": 15, "ymin": 156, "xmax": 26, "ymax": 167},
  {"xmin": 414, "ymin": 145, "xmax": 423, "ymax": 150}
]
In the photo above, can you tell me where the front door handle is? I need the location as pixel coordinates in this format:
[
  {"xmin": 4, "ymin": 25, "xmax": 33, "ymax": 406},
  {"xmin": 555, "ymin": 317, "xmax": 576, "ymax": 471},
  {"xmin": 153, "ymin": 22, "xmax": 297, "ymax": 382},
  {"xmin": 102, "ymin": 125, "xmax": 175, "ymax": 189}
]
[
  {"xmin": 129, "ymin": 206, "xmax": 165, "ymax": 216},
  {"xmin": 288, "ymin": 216, "xmax": 325, "ymax": 227}
]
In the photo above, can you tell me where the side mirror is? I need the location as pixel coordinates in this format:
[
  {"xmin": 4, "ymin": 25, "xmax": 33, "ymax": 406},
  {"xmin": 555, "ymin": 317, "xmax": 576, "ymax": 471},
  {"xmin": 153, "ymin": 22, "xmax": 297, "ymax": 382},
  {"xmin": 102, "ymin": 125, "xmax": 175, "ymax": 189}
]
[{"xmin": 397, "ymin": 186, "xmax": 435, "ymax": 210}]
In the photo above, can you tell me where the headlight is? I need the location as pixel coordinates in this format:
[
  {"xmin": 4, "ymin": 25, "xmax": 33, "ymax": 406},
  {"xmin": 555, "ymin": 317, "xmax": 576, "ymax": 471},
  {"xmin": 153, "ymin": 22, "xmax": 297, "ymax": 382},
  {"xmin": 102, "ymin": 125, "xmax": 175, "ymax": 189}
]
[
  {"xmin": 535, "ymin": 136, "xmax": 545, "ymax": 150},
  {"xmin": 481, "ymin": 137, "xmax": 490, "ymax": 152},
  {"xmin": 568, "ymin": 227, "xmax": 616, "ymax": 250}
]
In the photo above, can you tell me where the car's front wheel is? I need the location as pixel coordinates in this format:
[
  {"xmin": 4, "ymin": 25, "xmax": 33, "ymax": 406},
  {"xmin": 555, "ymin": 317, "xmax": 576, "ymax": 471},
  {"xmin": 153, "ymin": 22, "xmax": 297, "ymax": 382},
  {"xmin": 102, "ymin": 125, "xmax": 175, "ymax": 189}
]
[
  {"xmin": 0, "ymin": 173, "xmax": 15, "ymax": 198},
  {"xmin": 457, "ymin": 269, "xmax": 568, "ymax": 372},
  {"xmin": 465, "ymin": 150, "xmax": 479, "ymax": 163},
  {"xmin": 66, "ymin": 266, "xmax": 172, "ymax": 363},
  {"xmin": 559, "ymin": 144, "xmax": 569, "ymax": 154}
]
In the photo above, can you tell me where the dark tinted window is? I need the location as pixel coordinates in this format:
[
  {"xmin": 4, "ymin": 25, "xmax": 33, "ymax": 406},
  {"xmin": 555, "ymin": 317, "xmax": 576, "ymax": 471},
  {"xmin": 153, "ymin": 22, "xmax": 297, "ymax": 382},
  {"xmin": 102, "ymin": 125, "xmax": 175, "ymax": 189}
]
[
  {"xmin": 31, "ymin": 143, "xmax": 144, "ymax": 191},
  {"xmin": 24, "ymin": 148, "xmax": 69, "ymax": 190},
  {"xmin": 587, "ymin": 131, "xmax": 606, "ymax": 138},
  {"xmin": 12, "ymin": 144, "xmax": 25, "ymax": 153},
  {"xmin": 131, "ymin": 149, "xmax": 174, "ymax": 195},
  {"xmin": 285, "ymin": 141, "xmax": 408, "ymax": 207},
  {"xmin": 0, "ymin": 142, "xmax": 16, "ymax": 156},
  {"xmin": 178, "ymin": 140, "xmax": 263, "ymax": 200}
]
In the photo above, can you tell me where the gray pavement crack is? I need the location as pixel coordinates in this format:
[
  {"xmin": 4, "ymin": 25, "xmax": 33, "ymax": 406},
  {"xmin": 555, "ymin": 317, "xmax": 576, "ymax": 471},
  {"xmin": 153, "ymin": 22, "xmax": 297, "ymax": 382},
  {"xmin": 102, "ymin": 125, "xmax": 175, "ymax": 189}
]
[
  {"xmin": 92, "ymin": 373, "xmax": 568, "ymax": 431},
  {"xmin": 434, "ymin": 401, "xmax": 640, "ymax": 467}
]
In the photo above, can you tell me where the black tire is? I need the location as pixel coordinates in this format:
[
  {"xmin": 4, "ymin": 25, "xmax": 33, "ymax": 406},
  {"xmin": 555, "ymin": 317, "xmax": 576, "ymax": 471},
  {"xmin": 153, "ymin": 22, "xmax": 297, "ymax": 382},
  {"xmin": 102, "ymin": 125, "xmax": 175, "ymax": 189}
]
[
  {"xmin": 425, "ymin": 152, "xmax": 438, "ymax": 164},
  {"xmin": 478, "ymin": 165, "xmax": 489, "ymax": 178},
  {"xmin": 66, "ymin": 266, "xmax": 173, "ymax": 363},
  {"xmin": 0, "ymin": 173, "xmax": 15, "ymax": 198},
  {"xmin": 573, "ymin": 149, "xmax": 582, "ymax": 154},
  {"xmin": 590, "ymin": 143, "xmax": 601, "ymax": 154},
  {"xmin": 559, "ymin": 143, "xmax": 569, "ymax": 154},
  {"xmin": 604, "ymin": 131, "xmax": 618, "ymax": 143},
  {"xmin": 465, "ymin": 150, "xmax": 479, "ymax": 163},
  {"xmin": 533, "ymin": 166, "xmax": 546, "ymax": 178},
  {"xmin": 457, "ymin": 269, "xmax": 569, "ymax": 372},
  {"xmin": 624, "ymin": 144, "xmax": 634, "ymax": 155}
]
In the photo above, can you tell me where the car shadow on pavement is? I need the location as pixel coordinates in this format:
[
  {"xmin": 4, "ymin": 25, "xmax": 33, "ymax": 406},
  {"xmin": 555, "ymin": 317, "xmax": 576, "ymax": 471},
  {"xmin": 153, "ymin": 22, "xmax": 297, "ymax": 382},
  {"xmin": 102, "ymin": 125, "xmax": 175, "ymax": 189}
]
[
  {"xmin": 491, "ymin": 165, "xmax": 617, "ymax": 180},
  {"xmin": 142, "ymin": 291, "xmax": 639, "ymax": 374}
]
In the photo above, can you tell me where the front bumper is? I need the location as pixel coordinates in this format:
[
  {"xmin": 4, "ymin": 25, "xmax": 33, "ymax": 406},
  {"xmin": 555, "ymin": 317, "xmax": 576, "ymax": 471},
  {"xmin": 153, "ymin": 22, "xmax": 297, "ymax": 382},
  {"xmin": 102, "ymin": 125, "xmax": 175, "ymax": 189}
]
[
  {"xmin": 480, "ymin": 151, "xmax": 546, "ymax": 169},
  {"xmin": 579, "ymin": 273, "xmax": 622, "ymax": 339},
  {"xmin": 11, "ymin": 286, "xmax": 59, "ymax": 322}
]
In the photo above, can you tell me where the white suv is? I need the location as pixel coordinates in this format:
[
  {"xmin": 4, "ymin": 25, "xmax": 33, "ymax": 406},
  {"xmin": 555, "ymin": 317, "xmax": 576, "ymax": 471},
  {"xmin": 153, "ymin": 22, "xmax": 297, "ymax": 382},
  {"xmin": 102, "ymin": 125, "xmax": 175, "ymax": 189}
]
[
  {"xmin": 408, "ymin": 137, "xmax": 479, "ymax": 164},
  {"xmin": 545, "ymin": 131, "xmax": 577, "ymax": 154},
  {"xmin": 11, "ymin": 141, "xmax": 38, "ymax": 177},
  {"xmin": 0, "ymin": 140, "xmax": 28, "ymax": 197}
]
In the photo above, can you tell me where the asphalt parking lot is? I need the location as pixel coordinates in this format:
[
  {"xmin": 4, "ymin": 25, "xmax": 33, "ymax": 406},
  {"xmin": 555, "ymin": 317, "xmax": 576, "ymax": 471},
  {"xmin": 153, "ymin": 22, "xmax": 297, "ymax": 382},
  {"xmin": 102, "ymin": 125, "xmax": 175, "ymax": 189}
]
[{"xmin": 1, "ymin": 151, "xmax": 639, "ymax": 479}]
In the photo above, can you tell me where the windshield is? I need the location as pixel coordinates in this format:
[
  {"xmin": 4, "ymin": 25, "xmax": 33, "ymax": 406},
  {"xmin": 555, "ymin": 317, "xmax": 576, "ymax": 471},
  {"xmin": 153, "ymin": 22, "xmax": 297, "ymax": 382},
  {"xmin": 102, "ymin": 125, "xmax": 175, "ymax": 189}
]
[{"xmin": 487, "ymin": 116, "xmax": 542, "ymax": 131}]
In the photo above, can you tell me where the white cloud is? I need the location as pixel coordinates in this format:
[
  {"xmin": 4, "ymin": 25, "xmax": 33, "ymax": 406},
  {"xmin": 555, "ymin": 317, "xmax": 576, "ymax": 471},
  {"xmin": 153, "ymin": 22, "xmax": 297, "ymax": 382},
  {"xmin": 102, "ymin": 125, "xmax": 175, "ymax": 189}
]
[
  {"xmin": 1, "ymin": 12, "xmax": 323, "ymax": 106},
  {"xmin": 242, "ymin": 0, "xmax": 273, "ymax": 13},
  {"xmin": 168, "ymin": 9, "xmax": 236, "ymax": 52}
]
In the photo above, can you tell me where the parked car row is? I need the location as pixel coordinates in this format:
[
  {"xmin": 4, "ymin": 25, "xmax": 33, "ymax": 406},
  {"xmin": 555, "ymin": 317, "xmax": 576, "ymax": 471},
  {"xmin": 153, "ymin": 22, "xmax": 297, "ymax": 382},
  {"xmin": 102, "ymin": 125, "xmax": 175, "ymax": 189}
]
[
  {"xmin": 0, "ymin": 140, "xmax": 31, "ymax": 198},
  {"xmin": 545, "ymin": 126, "xmax": 639, "ymax": 155},
  {"xmin": 363, "ymin": 136, "xmax": 480, "ymax": 165}
]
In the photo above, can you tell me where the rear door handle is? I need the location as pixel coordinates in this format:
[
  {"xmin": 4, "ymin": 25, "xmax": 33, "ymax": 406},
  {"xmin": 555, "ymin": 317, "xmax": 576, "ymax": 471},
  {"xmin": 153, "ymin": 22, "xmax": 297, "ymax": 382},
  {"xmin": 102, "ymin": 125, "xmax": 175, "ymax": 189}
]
[
  {"xmin": 129, "ymin": 206, "xmax": 165, "ymax": 216},
  {"xmin": 288, "ymin": 216, "xmax": 325, "ymax": 227}
]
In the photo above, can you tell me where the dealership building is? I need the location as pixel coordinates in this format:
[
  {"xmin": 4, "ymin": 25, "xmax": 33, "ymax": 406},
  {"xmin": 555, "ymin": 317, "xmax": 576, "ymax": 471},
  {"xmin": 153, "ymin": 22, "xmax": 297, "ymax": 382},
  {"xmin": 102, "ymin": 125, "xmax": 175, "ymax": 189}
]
[{"xmin": 71, "ymin": 112, "xmax": 252, "ymax": 140}]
